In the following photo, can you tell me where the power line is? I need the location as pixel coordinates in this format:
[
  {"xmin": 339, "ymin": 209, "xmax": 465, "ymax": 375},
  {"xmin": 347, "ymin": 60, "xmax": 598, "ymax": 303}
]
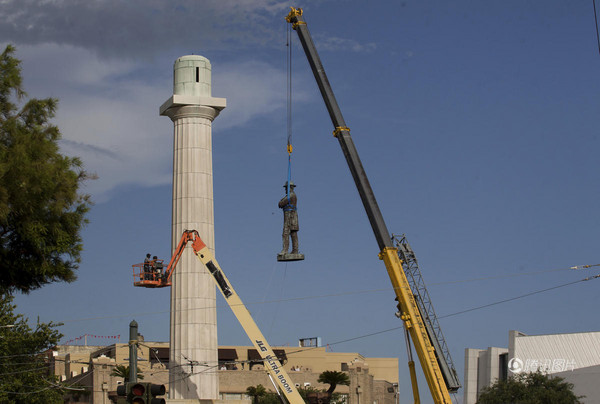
[
  {"xmin": 288, "ymin": 273, "xmax": 600, "ymax": 351},
  {"xmin": 439, "ymin": 274, "xmax": 600, "ymax": 319},
  {"xmin": 3, "ymin": 274, "xmax": 598, "ymax": 396},
  {"xmin": 0, "ymin": 367, "xmax": 98, "ymax": 396},
  {"xmin": 0, "ymin": 386, "xmax": 53, "ymax": 396},
  {"xmin": 56, "ymin": 263, "xmax": 594, "ymax": 327},
  {"xmin": 3, "ymin": 263, "xmax": 576, "ymax": 350},
  {"xmin": 0, "ymin": 365, "xmax": 52, "ymax": 377},
  {"xmin": 0, "ymin": 353, "xmax": 46, "ymax": 360},
  {"xmin": 428, "ymin": 266, "xmax": 569, "ymax": 285}
]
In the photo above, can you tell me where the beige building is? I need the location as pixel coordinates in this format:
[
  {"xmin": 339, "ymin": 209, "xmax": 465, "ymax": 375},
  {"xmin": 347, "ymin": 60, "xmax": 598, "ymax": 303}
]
[{"xmin": 53, "ymin": 341, "xmax": 398, "ymax": 404}]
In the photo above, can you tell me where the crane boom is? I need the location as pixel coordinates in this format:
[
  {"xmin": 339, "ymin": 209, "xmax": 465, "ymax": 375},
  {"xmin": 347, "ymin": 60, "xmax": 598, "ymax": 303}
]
[{"xmin": 286, "ymin": 8, "xmax": 457, "ymax": 403}]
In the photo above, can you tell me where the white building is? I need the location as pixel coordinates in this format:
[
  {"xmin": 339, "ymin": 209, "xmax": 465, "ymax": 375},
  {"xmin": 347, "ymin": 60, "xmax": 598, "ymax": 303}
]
[{"xmin": 464, "ymin": 330, "xmax": 600, "ymax": 403}]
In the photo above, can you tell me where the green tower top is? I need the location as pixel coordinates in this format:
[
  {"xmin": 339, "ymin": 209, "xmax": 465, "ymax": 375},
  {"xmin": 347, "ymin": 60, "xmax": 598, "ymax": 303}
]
[{"xmin": 173, "ymin": 55, "xmax": 212, "ymax": 97}]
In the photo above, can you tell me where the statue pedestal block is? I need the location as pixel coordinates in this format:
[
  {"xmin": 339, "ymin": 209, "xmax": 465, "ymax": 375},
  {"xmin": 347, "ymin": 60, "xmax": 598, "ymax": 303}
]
[{"xmin": 277, "ymin": 253, "xmax": 305, "ymax": 262}]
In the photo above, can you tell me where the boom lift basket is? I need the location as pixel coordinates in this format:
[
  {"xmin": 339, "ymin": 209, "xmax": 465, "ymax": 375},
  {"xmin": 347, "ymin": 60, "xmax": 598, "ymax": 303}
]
[{"xmin": 132, "ymin": 260, "xmax": 168, "ymax": 288}]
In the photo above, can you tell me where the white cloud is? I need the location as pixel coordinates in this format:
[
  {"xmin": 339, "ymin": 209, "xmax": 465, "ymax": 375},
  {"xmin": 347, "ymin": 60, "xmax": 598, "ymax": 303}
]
[
  {"xmin": 15, "ymin": 43, "xmax": 137, "ymax": 91},
  {"xmin": 0, "ymin": 0, "xmax": 290, "ymax": 58},
  {"xmin": 215, "ymin": 60, "xmax": 295, "ymax": 129},
  {"xmin": 10, "ymin": 43, "xmax": 310, "ymax": 201},
  {"xmin": 55, "ymin": 85, "xmax": 172, "ymax": 200},
  {"xmin": 313, "ymin": 34, "xmax": 377, "ymax": 53}
]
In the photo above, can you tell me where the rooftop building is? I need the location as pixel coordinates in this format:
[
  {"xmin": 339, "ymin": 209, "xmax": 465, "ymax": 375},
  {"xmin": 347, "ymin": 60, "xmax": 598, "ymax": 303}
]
[{"xmin": 54, "ymin": 340, "xmax": 398, "ymax": 404}]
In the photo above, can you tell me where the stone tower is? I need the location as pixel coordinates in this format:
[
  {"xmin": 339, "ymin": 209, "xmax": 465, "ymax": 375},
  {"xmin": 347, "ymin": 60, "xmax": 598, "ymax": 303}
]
[{"xmin": 159, "ymin": 55, "xmax": 226, "ymax": 400}]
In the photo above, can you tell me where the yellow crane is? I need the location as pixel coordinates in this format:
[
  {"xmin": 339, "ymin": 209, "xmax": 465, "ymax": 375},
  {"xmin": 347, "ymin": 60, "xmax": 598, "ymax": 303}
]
[{"xmin": 285, "ymin": 8, "xmax": 459, "ymax": 403}]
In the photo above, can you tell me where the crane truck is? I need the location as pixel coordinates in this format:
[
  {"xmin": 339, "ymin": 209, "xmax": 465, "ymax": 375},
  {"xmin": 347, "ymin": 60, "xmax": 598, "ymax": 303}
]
[
  {"xmin": 133, "ymin": 230, "xmax": 305, "ymax": 404},
  {"xmin": 285, "ymin": 7, "xmax": 460, "ymax": 404}
]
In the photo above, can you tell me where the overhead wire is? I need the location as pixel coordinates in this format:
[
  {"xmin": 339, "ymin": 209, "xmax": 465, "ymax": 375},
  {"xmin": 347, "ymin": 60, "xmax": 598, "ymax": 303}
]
[
  {"xmin": 280, "ymin": 273, "xmax": 600, "ymax": 353},
  {"xmin": 0, "ymin": 368, "xmax": 98, "ymax": 396},
  {"xmin": 255, "ymin": 260, "xmax": 280, "ymax": 319},
  {"xmin": 4, "ymin": 272, "xmax": 599, "ymax": 396},
  {"xmin": 0, "ymin": 352, "xmax": 52, "ymax": 360},
  {"xmin": 428, "ymin": 265, "xmax": 589, "ymax": 285},
  {"xmin": 267, "ymin": 262, "xmax": 288, "ymax": 337},
  {"xmin": 0, "ymin": 350, "xmax": 176, "ymax": 397},
  {"xmin": 438, "ymin": 274, "xmax": 600, "ymax": 319},
  {"xmin": 135, "ymin": 272, "xmax": 600, "ymax": 360},
  {"xmin": 0, "ymin": 365, "xmax": 53, "ymax": 377},
  {"xmin": 0, "ymin": 386, "xmax": 54, "ymax": 396},
  {"xmin": 40, "ymin": 263, "xmax": 599, "ymax": 329},
  {"xmin": 0, "ymin": 264, "xmax": 590, "ymax": 360}
]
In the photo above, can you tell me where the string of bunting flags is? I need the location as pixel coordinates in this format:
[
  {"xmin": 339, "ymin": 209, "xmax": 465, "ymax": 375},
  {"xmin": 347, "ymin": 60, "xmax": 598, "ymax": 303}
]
[{"xmin": 63, "ymin": 334, "xmax": 121, "ymax": 345}]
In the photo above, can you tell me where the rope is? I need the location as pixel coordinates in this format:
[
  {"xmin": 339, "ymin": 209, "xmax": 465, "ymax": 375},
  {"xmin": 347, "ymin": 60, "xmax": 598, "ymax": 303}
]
[
  {"xmin": 257, "ymin": 260, "xmax": 280, "ymax": 320},
  {"xmin": 268, "ymin": 263, "xmax": 288, "ymax": 336}
]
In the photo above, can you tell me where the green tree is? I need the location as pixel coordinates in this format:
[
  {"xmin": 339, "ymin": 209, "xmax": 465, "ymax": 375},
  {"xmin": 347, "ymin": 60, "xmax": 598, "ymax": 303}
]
[
  {"xmin": 477, "ymin": 371, "xmax": 583, "ymax": 404},
  {"xmin": 0, "ymin": 293, "xmax": 64, "ymax": 403},
  {"xmin": 318, "ymin": 370, "xmax": 350, "ymax": 404},
  {"xmin": 246, "ymin": 384, "xmax": 267, "ymax": 404},
  {"xmin": 298, "ymin": 385, "xmax": 321, "ymax": 400},
  {"xmin": 109, "ymin": 364, "xmax": 144, "ymax": 383},
  {"xmin": 0, "ymin": 45, "xmax": 92, "ymax": 294}
]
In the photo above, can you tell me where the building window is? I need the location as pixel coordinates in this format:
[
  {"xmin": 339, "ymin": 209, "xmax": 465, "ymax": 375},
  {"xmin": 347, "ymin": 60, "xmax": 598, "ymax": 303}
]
[
  {"xmin": 150, "ymin": 347, "xmax": 170, "ymax": 368},
  {"xmin": 218, "ymin": 348, "xmax": 239, "ymax": 370},
  {"xmin": 499, "ymin": 353, "xmax": 508, "ymax": 381},
  {"xmin": 221, "ymin": 393, "xmax": 243, "ymax": 400},
  {"xmin": 196, "ymin": 67, "xmax": 200, "ymax": 83},
  {"xmin": 247, "ymin": 349, "xmax": 287, "ymax": 370}
]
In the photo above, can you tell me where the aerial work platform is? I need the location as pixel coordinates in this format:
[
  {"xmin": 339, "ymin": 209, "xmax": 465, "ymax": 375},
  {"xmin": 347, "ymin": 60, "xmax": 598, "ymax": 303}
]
[{"xmin": 132, "ymin": 260, "xmax": 168, "ymax": 288}]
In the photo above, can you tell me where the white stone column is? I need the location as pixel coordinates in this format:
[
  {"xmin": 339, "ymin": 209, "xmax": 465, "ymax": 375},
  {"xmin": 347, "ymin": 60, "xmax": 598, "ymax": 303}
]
[{"xmin": 160, "ymin": 55, "xmax": 226, "ymax": 400}]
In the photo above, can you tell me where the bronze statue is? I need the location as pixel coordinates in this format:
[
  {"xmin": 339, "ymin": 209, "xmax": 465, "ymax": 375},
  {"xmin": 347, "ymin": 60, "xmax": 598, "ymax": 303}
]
[{"xmin": 278, "ymin": 182, "xmax": 303, "ymax": 261}]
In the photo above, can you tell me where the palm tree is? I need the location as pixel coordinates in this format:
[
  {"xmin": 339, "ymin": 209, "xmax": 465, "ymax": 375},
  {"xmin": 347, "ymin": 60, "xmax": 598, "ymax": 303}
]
[
  {"xmin": 246, "ymin": 384, "xmax": 267, "ymax": 404},
  {"xmin": 318, "ymin": 370, "xmax": 350, "ymax": 404},
  {"xmin": 110, "ymin": 364, "xmax": 144, "ymax": 383}
]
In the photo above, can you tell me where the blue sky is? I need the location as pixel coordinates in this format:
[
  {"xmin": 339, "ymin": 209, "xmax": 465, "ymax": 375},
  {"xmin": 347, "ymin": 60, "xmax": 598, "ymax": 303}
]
[{"xmin": 3, "ymin": 1, "xmax": 600, "ymax": 403}]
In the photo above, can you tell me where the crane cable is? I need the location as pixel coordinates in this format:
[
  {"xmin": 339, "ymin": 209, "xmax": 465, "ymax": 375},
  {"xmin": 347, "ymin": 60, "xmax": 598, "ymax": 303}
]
[
  {"xmin": 285, "ymin": 21, "xmax": 293, "ymax": 200},
  {"xmin": 594, "ymin": 0, "xmax": 600, "ymax": 56}
]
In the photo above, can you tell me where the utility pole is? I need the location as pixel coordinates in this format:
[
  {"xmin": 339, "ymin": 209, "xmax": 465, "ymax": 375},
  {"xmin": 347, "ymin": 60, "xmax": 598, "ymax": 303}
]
[{"xmin": 129, "ymin": 320, "xmax": 138, "ymax": 383}]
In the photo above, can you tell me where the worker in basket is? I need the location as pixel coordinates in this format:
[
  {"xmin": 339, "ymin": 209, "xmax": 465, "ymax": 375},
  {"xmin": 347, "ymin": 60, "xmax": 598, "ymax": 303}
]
[
  {"xmin": 143, "ymin": 253, "xmax": 151, "ymax": 280},
  {"xmin": 155, "ymin": 256, "xmax": 164, "ymax": 280}
]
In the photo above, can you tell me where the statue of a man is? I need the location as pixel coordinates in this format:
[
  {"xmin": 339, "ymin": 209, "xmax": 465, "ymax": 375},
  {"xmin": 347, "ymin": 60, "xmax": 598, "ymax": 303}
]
[{"xmin": 278, "ymin": 181, "xmax": 299, "ymax": 255}]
